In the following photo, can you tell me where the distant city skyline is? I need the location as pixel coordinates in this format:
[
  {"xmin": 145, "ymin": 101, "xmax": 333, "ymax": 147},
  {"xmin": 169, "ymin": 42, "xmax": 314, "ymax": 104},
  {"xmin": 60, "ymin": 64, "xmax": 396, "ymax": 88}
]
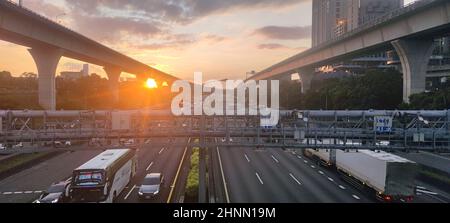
[{"xmin": 0, "ymin": 0, "xmax": 417, "ymax": 81}]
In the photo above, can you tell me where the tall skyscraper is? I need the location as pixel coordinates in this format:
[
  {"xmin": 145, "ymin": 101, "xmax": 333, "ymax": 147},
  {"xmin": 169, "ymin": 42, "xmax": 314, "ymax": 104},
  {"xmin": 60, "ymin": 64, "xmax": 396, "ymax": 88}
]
[
  {"xmin": 359, "ymin": 0, "xmax": 404, "ymax": 25},
  {"xmin": 312, "ymin": 0, "xmax": 404, "ymax": 47},
  {"xmin": 312, "ymin": 0, "xmax": 350, "ymax": 47}
]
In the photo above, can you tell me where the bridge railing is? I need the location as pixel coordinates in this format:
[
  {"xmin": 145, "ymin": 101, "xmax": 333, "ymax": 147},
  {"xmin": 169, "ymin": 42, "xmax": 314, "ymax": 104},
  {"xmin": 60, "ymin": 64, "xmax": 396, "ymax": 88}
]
[
  {"xmin": 1, "ymin": 110, "xmax": 449, "ymax": 151},
  {"xmin": 257, "ymin": 0, "xmax": 440, "ymax": 76}
]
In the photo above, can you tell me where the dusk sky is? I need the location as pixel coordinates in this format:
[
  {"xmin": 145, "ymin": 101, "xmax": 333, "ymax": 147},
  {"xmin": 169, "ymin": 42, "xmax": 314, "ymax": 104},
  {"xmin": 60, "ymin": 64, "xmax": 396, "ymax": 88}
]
[{"xmin": 0, "ymin": 0, "xmax": 416, "ymax": 81}]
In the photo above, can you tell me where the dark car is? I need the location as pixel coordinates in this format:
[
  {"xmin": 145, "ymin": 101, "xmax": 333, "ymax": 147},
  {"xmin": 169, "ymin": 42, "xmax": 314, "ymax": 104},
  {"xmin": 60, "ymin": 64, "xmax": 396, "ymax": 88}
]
[
  {"xmin": 138, "ymin": 173, "xmax": 164, "ymax": 200},
  {"xmin": 34, "ymin": 181, "xmax": 70, "ymax": 203}
]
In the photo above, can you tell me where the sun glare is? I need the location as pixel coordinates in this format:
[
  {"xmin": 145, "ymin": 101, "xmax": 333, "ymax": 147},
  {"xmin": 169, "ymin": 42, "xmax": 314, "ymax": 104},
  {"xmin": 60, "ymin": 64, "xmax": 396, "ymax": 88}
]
[{"xmin": 145, "ymin": 78, "xmax": 158, "ymax": 89}]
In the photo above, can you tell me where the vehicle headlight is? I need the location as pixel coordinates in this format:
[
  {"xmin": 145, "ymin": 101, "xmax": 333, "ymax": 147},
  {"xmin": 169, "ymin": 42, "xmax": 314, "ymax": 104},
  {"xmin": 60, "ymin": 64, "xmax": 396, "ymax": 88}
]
[
  {"xmin": 51, "ymin": 198, "xmax": 59, "ymax": 203},
  {"xmin": 138, "ymin": 192, "xmax": 143, "ymax": 196},
  {"xmin": 153, "ymin": 190, "xmax": 159, "ymax": 195}
]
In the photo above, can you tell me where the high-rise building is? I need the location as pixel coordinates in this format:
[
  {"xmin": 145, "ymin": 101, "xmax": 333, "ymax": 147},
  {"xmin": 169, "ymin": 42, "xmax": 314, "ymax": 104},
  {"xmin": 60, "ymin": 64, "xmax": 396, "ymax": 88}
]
[
  {"xmin": 359, "ymin": 0, "xmax": 404, "ymax": 25},
  {"xmin": 312, "ymin": 0, "xmax": 404, "ymax": 47},
  {"xmin": 82, "ymin": 64, "xmax": 89, "ymax": 77},
  {"xmin": 312, "ymin": 0, "xmax": 351, "ymax": 47}
]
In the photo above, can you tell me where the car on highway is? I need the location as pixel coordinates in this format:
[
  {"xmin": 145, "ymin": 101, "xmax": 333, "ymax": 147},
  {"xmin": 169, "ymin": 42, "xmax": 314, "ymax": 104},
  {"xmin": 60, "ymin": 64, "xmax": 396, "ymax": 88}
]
[
  {"xmin": 54, "ymin": 141, "xmax": 72, "ymax": 148},
  {"xmin": 34, "ymin": 181, "xmax": 71, "ymax": 203},
  {"xmin": 12, "ymin": 142, "xmax": 23, "ymax": 149},
  {"xmin": 138, "ymin": 173, "xmax": 164, "ymax": 200}
]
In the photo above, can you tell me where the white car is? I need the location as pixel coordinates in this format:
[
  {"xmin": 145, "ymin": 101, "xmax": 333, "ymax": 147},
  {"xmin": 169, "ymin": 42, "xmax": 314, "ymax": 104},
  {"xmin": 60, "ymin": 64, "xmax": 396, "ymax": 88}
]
[{"xmin": 12, "ymin": 142, "xmax": 23, "ymax": 149}]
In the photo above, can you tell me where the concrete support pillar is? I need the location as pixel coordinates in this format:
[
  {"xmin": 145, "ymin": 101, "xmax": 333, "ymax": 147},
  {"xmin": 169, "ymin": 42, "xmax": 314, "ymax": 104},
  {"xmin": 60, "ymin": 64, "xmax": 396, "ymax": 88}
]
[
  {"xmin": 297, "ymin": 67, "xmax": 315, "ymax": 94},
  {"xmin": 392, "ymin": 39, "xmax": 435, "ymax": 103},
  {"xmin": 104, "ymin": 66, "xmax": 122, "ymax": 105},
  {"xmin": 28, "ymin": 47, "xmax": 63, "ymax": 111}
]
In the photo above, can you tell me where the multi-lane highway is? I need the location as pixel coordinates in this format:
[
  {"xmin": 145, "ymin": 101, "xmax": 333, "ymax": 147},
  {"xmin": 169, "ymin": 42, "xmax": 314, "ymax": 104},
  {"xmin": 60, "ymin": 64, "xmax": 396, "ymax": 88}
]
[
  {"xmin": 117, "ymin": 138, "xmax": 189, "ymax": 203},
  {"xmin": 0, "ymin": 136, "xmax": 448, "ymax": 203},
  {"xmin": 0, "ymin": 138, "xmax": 190, "ymax": 203},
  {"xmin": 216, "ymin": 146, "xmax": 374, "ymax": 203},
  {"xmin": 0, "ymin": 150, "xmax": 100, "ymax": 203}
]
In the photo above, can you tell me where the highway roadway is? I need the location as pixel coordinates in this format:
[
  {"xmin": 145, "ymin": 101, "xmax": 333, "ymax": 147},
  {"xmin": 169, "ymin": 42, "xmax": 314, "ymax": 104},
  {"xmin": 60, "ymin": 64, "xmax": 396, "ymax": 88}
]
[
  {"xmin": 0, "ymin": 137, "xmax": 448, "ymax": 203},
  {"xmin": 216, "ymin": 146, "xmax": 375, "ymax": 203},
  {"xmin": 0, "ymin": 138, "xmax": 189, "ymax": 203},
  {"xmin": 117, "ymin": 138, "xmax": 189, "ymax": 203},
  {"xmin": 0, "ymin": 150, "xmax": 100, "ymax": 203}
]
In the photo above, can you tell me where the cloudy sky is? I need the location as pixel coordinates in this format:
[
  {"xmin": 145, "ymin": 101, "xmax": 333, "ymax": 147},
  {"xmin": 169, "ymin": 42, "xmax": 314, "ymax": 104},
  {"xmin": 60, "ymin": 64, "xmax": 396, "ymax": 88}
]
[{"xmin": 0, "ymin": 0, "xmax": 416, "ymax": 81}]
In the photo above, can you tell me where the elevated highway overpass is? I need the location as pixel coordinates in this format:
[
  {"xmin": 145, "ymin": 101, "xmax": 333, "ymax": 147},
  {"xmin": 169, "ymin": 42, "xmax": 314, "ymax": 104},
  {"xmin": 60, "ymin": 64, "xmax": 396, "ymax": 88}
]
[
  {"xmin": 250, "ymin": 0, "xmax": 450, "ymax": 102},
  {"xmin": 0, "ymin": 0, "xmax": 178, "ymax": 110}
]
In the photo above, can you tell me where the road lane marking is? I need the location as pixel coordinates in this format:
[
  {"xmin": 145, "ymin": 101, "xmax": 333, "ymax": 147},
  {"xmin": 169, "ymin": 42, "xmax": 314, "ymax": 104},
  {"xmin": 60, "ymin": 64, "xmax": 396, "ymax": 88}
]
[
  {"xmin": 14, "ymin": 192, "xmax": 23, "ymax": 194},
  {"xmin": 217, "ymin": 147, "xmax": 231, "ymax": 203},
  {"xmin": 352, "ymin": 195, "xmax": 360, "ymax": 200},
  {"xmin": 34, "ymin": 191, "xmax": 42, "ymax": 193},
  {"xmin": 416, "ymin": 189, "xmax": 438, "ymax": 195},
  {"xmin": 318, "ymin": 171, "xmax": 324, "ymax": 175},
  {"xmin": 328, "ymin": 177, "xmax": 334, "ymax": 182},
  {"xmin": 304, "ymin": 160, "xmax": 308, "ymax": 164},
  {"xmin": 3, "ymin": 192, "xmax": 12, "ymax": 195},
  {"xmin": 297, "ymin": 156, "xmax": 302, "ymax": 159},
  {"xmin": 339, "ymin": 185, "xmax": 346, "ymax": 190},
  {"xmin": 271, "ymin": 155, "xmax": 279, "ymax": 163},
  {"xmin": 311, "ymin": 165, "xmax": 316, "ymax": 169},
  {"xmin": 124, "ymin": 185, "xmax": 136, "ymax": 200},
  {"xmin": 289, "ymin": 173, "xmax": 302, "ymax": 185},
  {"xmin": 159, "ymin": 148, "xmax": 165, "ymax": 154},
  {"xmin": 146, "ymin": 162, "xmax": 154, "ymax": 171},
  {"xmin": 24, "ymin": 191, "xmax": 33, "ymax": 194},
  {"xmin": 167, "ymin": 144, "xmax": 189, "ymax": 203},
  {"xmin": 244, "ymin": 154, "xmax": 250, "ymax": 163},
  {"xmin": 255, "ymin": 173, "xmax": 264, "ymax": 185}
]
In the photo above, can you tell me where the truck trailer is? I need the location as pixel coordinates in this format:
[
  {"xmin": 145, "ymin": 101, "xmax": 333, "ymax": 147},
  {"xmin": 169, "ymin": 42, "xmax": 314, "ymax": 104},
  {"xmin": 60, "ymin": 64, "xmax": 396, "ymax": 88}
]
[{"xmin": 304, "ymin": 149, "xmax": 418, "ymax": 202}]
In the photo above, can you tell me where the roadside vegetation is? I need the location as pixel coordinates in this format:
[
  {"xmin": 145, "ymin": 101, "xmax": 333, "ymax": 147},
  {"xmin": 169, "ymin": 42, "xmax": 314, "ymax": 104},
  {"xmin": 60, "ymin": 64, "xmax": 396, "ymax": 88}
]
[
  {"xmin": 184, "ymin": 147, "xmax": 199, "ymax": 202},
  {"xmin": 0, "ymin": 70, "xmax": 173, "ymax": 110},
  {"xmin": 280, "ymin": 69, "xmax": 450, "ymax": 110},
  {"xmin": 0, "ymin": 152, "xmax": 54, "ymax": 176}
]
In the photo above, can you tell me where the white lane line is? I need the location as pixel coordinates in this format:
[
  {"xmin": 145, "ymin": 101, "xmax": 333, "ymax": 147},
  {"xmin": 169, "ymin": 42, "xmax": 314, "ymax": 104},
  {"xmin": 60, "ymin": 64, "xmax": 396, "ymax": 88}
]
[
  {"xmin": 318, "ymin": 171, "xmax": 324, "ymax": 175},
  {"xmin": 328, "ymin": 177, "xmax": 334, "ymax": 182},
  {"xmin": 34, "ymin": 191, "xmax": 42, "ymax": 194},
  {"xmin": 216, "ymin": 147, "xmax": 230, "ymax": 203},
  {"xmin": 14, "ymin": 192, "xmax": 23, "ymax": 194},
  {"xmin": 124, "ymin": 185, "xmax": 136, "ymax": 200},
  {"xmin": 289, "ymin": 173, "xmax": 302, "ymax": 185},
  {"xmin": 304, "ymin": 160, "xmax": 308, "ymax": 164},
  {"xmin": 311, "ymin": 165, "xmax": 316, "ymax": 169},
  {"xmin": 159, "ymin": 148, "xmax": 165, "ymax": 154},
  {"xmin": 416, "ymin": 189, "xmax": 439, "ymax": 195},
  {"xmin": 244, "ymin": 154, "xmax": 250, "ymax": 163},
  {"xmin": 146, "ymin": 162, "xmax": 154, "ymax": 171},
  {"xmin": 352, "ymin": 195, "xmax": 361, "ymax": 200},
  {"xmin": 3, "ymin": 192, "xmax": 12, "ymax": 195},
  {"xmin": 416, "ymin": 186, "xmax": 427, "ymax": 190},
  {"xmin": 297, "ymin": 156, "xmax": 302, "ymax": 159},
  {"xmin": 255, "ymin": 173, "xmax": 264, "ymax": 185},
  {"xmin": 271, "ymin": 155, "xmax": 279, "ymax": 163},
  {"xmin": 24, "ymin": 191, "xmax": 33, "ymax": 194},
  {"xmin": 339, "ymin": 185, "xmax": 346, "ymax": 190}
]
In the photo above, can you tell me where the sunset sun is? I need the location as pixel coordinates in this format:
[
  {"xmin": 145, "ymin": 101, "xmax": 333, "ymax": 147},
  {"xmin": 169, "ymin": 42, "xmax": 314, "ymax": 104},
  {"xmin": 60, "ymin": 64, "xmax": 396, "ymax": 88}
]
[{"xmin": 145, "ymin": 78, "xmax": 158, "ymax": 89}]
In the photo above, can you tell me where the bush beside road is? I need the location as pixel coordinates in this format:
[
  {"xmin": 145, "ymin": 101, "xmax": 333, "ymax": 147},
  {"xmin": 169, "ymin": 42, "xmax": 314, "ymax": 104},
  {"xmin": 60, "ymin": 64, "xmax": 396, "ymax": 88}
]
[{"xmin": 0, "ymin": 152, "xmax": 62, "ymax": 180}]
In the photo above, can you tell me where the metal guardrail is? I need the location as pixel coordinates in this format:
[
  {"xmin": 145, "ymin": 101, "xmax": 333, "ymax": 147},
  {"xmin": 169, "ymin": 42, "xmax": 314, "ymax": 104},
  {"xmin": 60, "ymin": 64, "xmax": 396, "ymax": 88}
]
[{"xmin": 1, "ymin": 109, "xmax": 449, "ymax": 151}]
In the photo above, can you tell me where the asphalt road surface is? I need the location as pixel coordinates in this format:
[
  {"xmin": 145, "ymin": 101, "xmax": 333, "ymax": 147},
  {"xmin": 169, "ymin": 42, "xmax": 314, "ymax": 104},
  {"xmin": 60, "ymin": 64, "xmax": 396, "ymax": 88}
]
[{"xmin": 0, "ymin": 138, "xmax": 189, "ymax": 203}]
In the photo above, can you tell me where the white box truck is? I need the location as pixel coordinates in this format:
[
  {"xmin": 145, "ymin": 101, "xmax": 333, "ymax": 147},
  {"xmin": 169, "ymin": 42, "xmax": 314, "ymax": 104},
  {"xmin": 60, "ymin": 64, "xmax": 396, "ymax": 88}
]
[
  {"xmin": 304, "ymin": 149, "xmax": 333, "ymax": 167},
  {"xmin": 335, "ymin": 150, "xmax": 417, "ymax": 202}
]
